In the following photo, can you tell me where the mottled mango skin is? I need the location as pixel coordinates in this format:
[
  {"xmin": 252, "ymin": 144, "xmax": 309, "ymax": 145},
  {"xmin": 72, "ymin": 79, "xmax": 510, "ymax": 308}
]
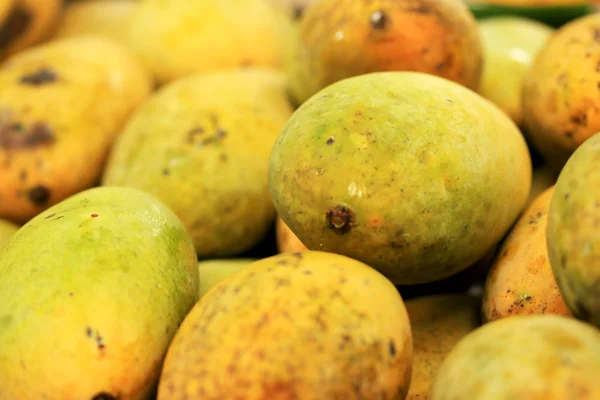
[
  {"xmin": 269, "ymin": 72, "xmax": 532, "ymax": 285},
  {"xmin": 0, "ymin": 186, "xmax": 198, "ymax": 400},
  {"xmin": 405, "ymin": 295, "xmax": 481, "ymax": 400},
  {"xmin": 158, "ymin": 251, "xmax": 413, "ymax": 400},
  {"xmin": 276, "ymin": 216, "xmax": 309, "ymax": 253},
  {"xmin": 429, "ymin": 315, "xmax": 600, "ymax": 400},
  {"xmin": 103, "ymin": 69, "xmax": 293, "ymax": 259},
  {"xmin": 0, "ymin": 218, "xmax": 19, "ymax": 247},
  {"xmin": 128, "ymin": 0, "xmax": 285, "ymax": 84},
  {"xmin": 483, "ymin": 186, "xmax": 572, "ymax": 322},
  {"xmin": 0, "ymin": 0, "xmax": 63, "ymax": 59},
  {"xmin": 522, "ymin": 14, "xmax": 600, "ymax": 171},
  {"xmin": 286, "ymin": 0, "xmax": 483, "ymax": 105},
  {"xmin": 547, "ymin": 132, "xmax": 600, "ymax": 327},
  {"xmin": 197, "ymin": 259, "xmax": 256, "ymax": 299},
  {"xmin": 0, "ymin": 36, "xmax": 152, "ymax": 224}
]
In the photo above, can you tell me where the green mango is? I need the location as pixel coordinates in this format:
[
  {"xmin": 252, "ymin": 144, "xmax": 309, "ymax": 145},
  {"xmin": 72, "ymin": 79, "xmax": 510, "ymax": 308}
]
[
  {"xmin": 197, "ymin": 258, "xmax": 256, "ymax": 299},
  {"xmin": 0, "ymin": 186, "xmax": 198, "ymax": 400}
]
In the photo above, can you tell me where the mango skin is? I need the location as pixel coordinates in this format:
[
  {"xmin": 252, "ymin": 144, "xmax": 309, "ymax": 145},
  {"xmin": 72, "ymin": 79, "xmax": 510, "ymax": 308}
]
[
  {"xmin": 269, "ymin": 71, "xmax": 532, "ymax": 285},
  {"xmin": 0, "ymin": 186, "xmax": 198, "ymax": 400},
  {"xmin": 157, "ymin": 251, "xmax": 413, "ymax": 400},
  {"xmin": 405, "ymin": 294, "xmax": 481, "ymax": 400},
  {"xmin": 0, "ymin": 218, "xmax": 19, "ymax": 247},
  {"xmin": 429, "ymin": 315, "xmax": 600, "ymax": 400},
  {"xmin": 483, "ymin": 186, "xmax": 572, "ymax": 322},
  {"xmin": 276, "ymin": 216, "xmax": 308, "ymax": 253},
  {"xmin": 547, "ymin": 132, "xmax": 600, "ymax": 327},
  {"xmin": 286, "ymin": 0, "xmax": 483, "ymax": 105},
  {"xmin": 0, "ymin": 0, "xmax": 63, "ymax": 59},
  {"xmin": 0, "ymin": 36, "xmax": 152, "ymax": 224},
  {"xmin": 522, "ymin": 14, "xmax": 600, "ymax": 171},
  {"xmin": 197, "ymin": 259, "xmax": 256, "ymax": 299},
  {"xmin": 526, "ymin": 165, "xmax": 557, "ymax": 208},
  {"xmin": 128, "ymin": 0, "xmax": 284, "ymax": 84},
  {"xmin": 103, "ymin": 69, "xmax": 293, "ymax": 258}
]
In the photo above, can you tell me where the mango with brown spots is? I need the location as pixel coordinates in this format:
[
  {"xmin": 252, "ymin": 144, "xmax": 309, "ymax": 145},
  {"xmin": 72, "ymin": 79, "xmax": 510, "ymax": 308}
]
[
  {"xmin": 269, "ymin": 71, "xmax": 532, "ymax": 285},
  {"xmin": 285, "ymin": 0, "xmax": 483, "ymax": 105},
  {"xmin": 276, "ymin": 216, "xmax": 308, "ymax": 253},
  {"xmin": 429, "ymin": 315, "xmax": 600, "ymax": 400},
  {"xmin": 482, "ymin": 186, "xmax": 572, "ymax": 322},
  {"xmin": 547, "ymin": 131, "xmax": 600, "ymax": 328},
  {"xmin": 522, "ymin": 14, "xmax": 600, "ymax": 171},
  {"xmin": 103, "ymin": 69, "xmax": 293, "ymax": 259},
  {"xmin": 0, "ymin": 218, "xmax": 19, "ymax": 247},
  {"xmin": 157, "ymin": 251, "xmax": 413, "ymax": 400},
  {"xmin": 405, "ymin": 294, "xmax": 481, "ymax": 400},
  {"xmin": 0, "ymin": 0, "xmax": 63, "ymax": 59},
  {"xmin": 0, "ymin": 36, "xmax": 152, "ymax": 224}
]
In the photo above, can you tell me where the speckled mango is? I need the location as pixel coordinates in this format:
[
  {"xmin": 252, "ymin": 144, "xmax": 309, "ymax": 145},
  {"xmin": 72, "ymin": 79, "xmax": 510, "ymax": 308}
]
[
  {"xmin": 0, "ymin": 186, "xmax": 198, "ymax": 400},
  {"xmin": 127, "ymin": 0, "xmax": 285, "ymax": 84},
  {"xmin": 547, "ymin": 131, "xmax": 600, "ymax": 327},
  {"xmin": 285, "ymin": 0, "xmax": 483, "ymax": 105},
  {"xmin": 0, "ymin": 218, "xmax": 19, "ymax": 247},
  {"xmin": 405, "ymin": 294, "xmax": 481, "ymax": 400},
  {"xmin": 482, "ymin": 186, "xmax": 572, "ymax": 322},
  {"xmin": 0, "ymin": 36, "xmax": 152, "ymax": 224},
  {"xmin": 269, "ymin": 71, "xmax": 532, "ymax": 285},
  {"xmin": 0, "ymin": 0, "xmax": 63, "ymax": 59},
  {"xmin": 52, "ymin": 0, "xmax": 135, "ymax": 46},
  {"xmin": 103, "ymin": 69, "xmax": 293, "ymax": 259},
  {"xmin": 276, "ymin": 216, "xmax": 308, "ymax": 253},
  {"xmin": 197, "ymin": 258, "xmax": 256, "ymax": 299},
  {"xmin": 429, "ymin": 315, "xmax": 600, "ymax": 400},
  {"xmin": 522, "ymin": 14, "xmax": 600, "ymax": 170},
  {"xmin": 157, "ymin": 251, "xmax": 413, "ymax": 400}
]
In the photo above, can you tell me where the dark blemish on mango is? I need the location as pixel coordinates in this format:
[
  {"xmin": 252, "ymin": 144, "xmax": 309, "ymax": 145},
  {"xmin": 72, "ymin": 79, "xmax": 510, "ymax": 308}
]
[
  {"xmin": 69, "ymin": 292, "xmax": 73, "ymax": 296},
  {"xmin": 28, "ymin": 185, "xmax": 50, "ymax": 206},
  {"xmin": 570, "ymin": 112, "xmax": 588, "ymax": 127},
  {"xmin": 326, "ymin": 205, "xmax": 355, "ymax": 234},
  {"xmin": 292, "ymin": 5, "xmax": 304, "ymax": 21},
  {"xmin": 44, "ymin": 213, "xmax": 56, "ymax": 219},
  {"xmin": 86, "ymin": 327, "xmax": 93, "ymax": 337},
  {"xmin": 389, "ymin": 340, "xmax": 396, "ymax": 357},
  {"xmin": 187, "ymin": 127, "xmax": 205, "ymax": 144},
  {"xmin": 19, "ymin": 68, "xmax": 59, "ymax": 86},
  {"xmin": 91, "ymin": 393, "xmax": 116, "ymax": 400},
  {"xmin": 528, "ymin": 211, "xmax": 543, "ymax": 224},
  {"xmin": 162, "ymin": 168, "xmax": 170, "ymax": 176},
  {"xmin": 0, "ymin": 121, "xmax": 55, "ymax": 149},
  {"xmin": 326, "ymin": 136, "xmax": 335, "ymax": 145},
  {"xmin": 302, "ymin": 269, "xmax": 313, "ymax": 275},
  {"xmin": 220, "ymin": 153, "xmax": 228, "ymax": 162},
  {"xmin": 91, "ymin": 214, "xmax": 98, "ymax": 218},
  {"xmin": 292, "ymin": 252, "xmax": 303, "ymax": 259},
  {"xmin": 19, "ymin": 169, "xmax": 27, "ymax": 182},
  {"xmin": 565, "ymin": 193, "xmax": 570, "ymax": 200},
  {"xmin": 370, "ymin": 10, "xmax": 389, "ymax": 30},
  {"xmin": 0, "ymin": 4, "xmax": 31, "ymax": 53}
]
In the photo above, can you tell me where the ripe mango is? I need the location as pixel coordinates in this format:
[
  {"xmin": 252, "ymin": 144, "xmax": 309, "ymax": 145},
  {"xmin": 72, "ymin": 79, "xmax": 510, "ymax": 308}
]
[
  {"xmin": 103, "ymin": 68, "xmax": 293, "ymax": 259},
  {"xmin": 0, "ymin": 186, "xmax": 198, "ymax": 400},
  {"xmin": 269, "ymin": 71, "xmax": 532, "ymax": 285},
  {"xmin": 157, "ymin": 251, "xmax": 413, "ymax": 400},
  {"xmin": 547, "ymin": 131, "xmax": 600, "ymax": 327},
  {"xmin": 405, "ymin": 294, "xmax": 481, "ymax": 400},
  {"xmin": 197, "ymin": 259, "xmax": 256, "ymax": 299},
  {"xmin": 285, "ymin": 0, "xmax": 483, "ymax": 105},
  {"xmin": 483, "ymin": 186, "xmax": 572, "ymax": 322},
  {"xmin": 276, "ymin": 216, "xmax": 308, "ymax": 253},
  {"xmin": 0, "ymin": 0, "xmax": 63, "ymax": 59},
  {"xmin": 429, "ymin": 315, "xmax": 600, "ymax": 400},
  {"xmin": 128, "ymin": 0, "xmax": 285, "ymax": 84},
  {"xmin": 0, "ymin": 36, "xmax": 152, "ymax": 224},
  {"xmin": 526, "ymin": 164, "xmax": 557, "ymax": 208},
  {"xmin": 522, "ymin": 14, "xmax": 600, "ymax": 170},
  {"xmin": 0, "ymin": 218, "xmax": 19, "ymax": 247}
]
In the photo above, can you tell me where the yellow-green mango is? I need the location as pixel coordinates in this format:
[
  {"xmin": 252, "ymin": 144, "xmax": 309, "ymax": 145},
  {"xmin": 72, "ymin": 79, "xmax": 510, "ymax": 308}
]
[
  {"xmin": 197, "ymin": 258, "xmax": 256, "ymax": 299},
  {"xmin": 0, "ymin": 36, "xmax": 152, "ymax": 224},
  {"xmin": 430, "ymin": 315, "xmax": 600, "ymax": 399},
  {"xmin": 269, "ymin": 71, "xmax": 532, "ymax": 285},
  {"xmin": 0, "ymin": 186, "xmax": 198, "ymax": 399},
  {"xmin": 128, "ymin": 0, "xmax": 285, "ymax": 84},
  {"xmin": 157, "ymin": 251, "xmax": 413, "ymax": 399},
  {"xmin": 0, "ymin": 218, "xmax": 19, "ymax": 247},
  {"xmin": 103, "ymin": 68, "xmax": 293, "ymax": 259},
  {"xmin": 547, "ymin": 131, "xmax": 600, "ymax": 327},
  {"xmin": 405, "ymin": 294, "xmax": 481, "ymax": 400}
]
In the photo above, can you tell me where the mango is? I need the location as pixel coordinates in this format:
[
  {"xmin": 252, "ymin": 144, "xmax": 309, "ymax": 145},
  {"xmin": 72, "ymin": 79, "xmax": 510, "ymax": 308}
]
[
  {"xmin": 285, "ymin": 0, "xmax": 483, "ymax": 105},
  {"xmin": 276, "ymin": 216, "xmax": 308, "ymax": 253},
  {"xmin": 547, "ymin": 131, "xmax": 600, "ymax": 327},
  {"xmin": 157, "ymin": 251, "xmax": 413, "ymax": 399},
  {"xmin": 269, "ymin": 71, "xmax": 532, "ymax": 285},
  {"xmin": 103, "ymin": 68, "xmax": 292, "ymax": 259},
  {"xmin": 429, "ymin": 315, "xmax": 600, "ymax": 400},
  {"xmin": 526, "ymin": 164, "xmax": 557, "ymax": 208},
  {"xmin": 0, "ymin": 186, "xmax": 198, "ymax": 400},
  {"xmin": 522, "ymin": 14, "xmax": 600, "ymax": 170},
  {"xmin": 197, "ymin": 259, "xmax": 256, "ymax": 299},
  {"xmin": 128, "ymin": 0, "xmax": 285, "ymax": 84},
  {"xmin": 0, "ymin": 218, "xmax": 19, "ymax": 247},
  {"xmin": 0, "ymin": 0, "xmax": 63, "ymax": 59},
  {"xmin": 0, "ymin": 36, "xmax": 152, "ymax": 224},
  {"xmin": 52, "ymin": 0, "xmax": 135, "ymax": 46},
  {"xmin": 405, "ymin": 294, "xmax": 481, "ymax": 399},
  {"xmin": 482, "ymin": 186, "xmax": 572, "ymax": 322},
  {"xmin": 478, "ymin": 17, "xmax": 553, "ymax": 127}
]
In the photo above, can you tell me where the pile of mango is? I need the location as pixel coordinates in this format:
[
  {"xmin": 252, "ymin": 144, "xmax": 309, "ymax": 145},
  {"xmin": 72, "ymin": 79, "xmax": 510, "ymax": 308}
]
[{"xmin": 2, "ymin": 0, "xmax": 600, "ymax": 399}]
